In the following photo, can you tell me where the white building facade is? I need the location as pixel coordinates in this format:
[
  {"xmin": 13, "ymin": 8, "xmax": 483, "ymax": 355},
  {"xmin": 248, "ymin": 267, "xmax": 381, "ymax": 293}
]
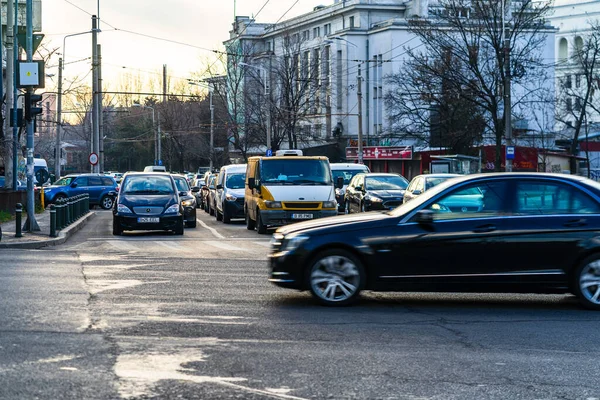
[{"xmin": 224, "ymin": 0, "xmax": 556, "ymax": 160}]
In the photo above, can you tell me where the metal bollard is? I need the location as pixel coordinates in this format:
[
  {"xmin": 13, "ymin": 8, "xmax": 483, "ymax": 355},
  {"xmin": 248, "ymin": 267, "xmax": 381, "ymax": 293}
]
[
  {"xmin": 59, "ymin": 199, "xmax": 66, "ymax": 229},
  {"xmin": 49, "ymin": 204, "xmax": 57, "ymax": 237},
  {"xmin": 15, "ymin": 203, "xmax": 23, "ymax": 238},
  {"xmin": 65, "ymin": 198, "xmax": 71, "ymax": 226},
  {"xmin": 75, "ymin": 195, "xmax": 80, "ymax": 219}
]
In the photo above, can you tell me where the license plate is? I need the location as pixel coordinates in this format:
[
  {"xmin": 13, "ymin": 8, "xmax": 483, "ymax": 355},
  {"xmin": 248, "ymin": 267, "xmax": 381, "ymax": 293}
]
[
  {"xmin": 292, "ymin": 213, "xmax": 313, "ymax": 220},
  {"xmin": 138, "ymin": 217, "xmax": 159, "ymax": 223}
]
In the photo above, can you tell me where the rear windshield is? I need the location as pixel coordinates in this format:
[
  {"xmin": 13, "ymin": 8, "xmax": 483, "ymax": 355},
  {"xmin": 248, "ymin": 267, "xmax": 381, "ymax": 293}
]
[
  {"xmin": 261, "ymin": 159, "xmax": 332, "ymax": 185},
  {"xmin": 122, "ymin": 175, "xmax": 174, "ymax": 195}
]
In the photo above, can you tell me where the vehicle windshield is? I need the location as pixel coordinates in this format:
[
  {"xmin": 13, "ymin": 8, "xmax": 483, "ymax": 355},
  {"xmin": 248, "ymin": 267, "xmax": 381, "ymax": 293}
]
[
  {"xmin": 261, "ymin": 159, "xmax": 332, "ymax": 185},
  {"xmin": 226, "ymin": 173, "xmax": 246, "ymax": 189},
  {"xmin": 365, "ymin": 175, "xmax": 409, "ymax": 190},
  {"xmin": 55, "ymin": 177, "xmax": 74, "ymax": 186},
  {"xmin": 122, "ymin": 175, "xmax": 174, "ymax": 195},
  {"xmin": 332, "ymin": 169, "xmax": 368, "ymax": 185},
  {"xmin": 173, "ymin": 177, "xmax": 190, "ymax": 192}
]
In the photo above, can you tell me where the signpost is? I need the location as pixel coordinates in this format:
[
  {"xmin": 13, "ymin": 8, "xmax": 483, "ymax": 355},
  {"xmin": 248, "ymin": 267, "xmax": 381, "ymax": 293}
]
[
  {"xmin": 266, "ymin": 149, "xmax": 273, "ymax": 157},
  {"xmin": 506, "ymin": 146, "xmax": 515, "ymax": 160},
  {"xmin": 89, "ymin": 152, "xmax": 99, "ymax": 166}
]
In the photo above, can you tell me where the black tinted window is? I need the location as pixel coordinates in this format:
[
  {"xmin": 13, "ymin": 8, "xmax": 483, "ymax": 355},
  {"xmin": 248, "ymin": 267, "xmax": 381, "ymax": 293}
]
[
  {"xmin": 122, "ymin": 176, "xmax": 174, "ymax": 195},
  {"xmin": 426, "ymin": 181, "xmax": 507, "ymax": 220},
  {"xmin": 516, "ymin": 182, "xmax": 600, "ymax": 215}
]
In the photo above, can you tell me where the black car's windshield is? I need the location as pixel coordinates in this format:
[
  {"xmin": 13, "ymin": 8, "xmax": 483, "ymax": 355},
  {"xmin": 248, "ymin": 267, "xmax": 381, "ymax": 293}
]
[
  {"xmin": 122, "ymin": 175, "xmax": 174, "ymax": 195},
  {"xmin": 333, "ymin": 169, "xmax": 368, "ymax": 185},
  {"xmin": 261, "ymin": 159, "xmax": 332, "ymax": 185},
  {"xmin": 173, "ymin": 177, "xmax": 190, "ymax": 192},
  {"xmin": 365, "ymin": 175, "xmax": 409, "ymax": 190},
  {"xmin": 226, "ymin": 173, "xmax": 246, "ymax": 189},
  {"xmin": 55, "ymin": 177, "xmax": 74, "ymax": 186}
]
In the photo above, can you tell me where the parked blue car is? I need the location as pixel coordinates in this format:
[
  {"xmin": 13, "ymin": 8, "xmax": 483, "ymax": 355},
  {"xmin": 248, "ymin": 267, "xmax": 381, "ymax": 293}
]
[{"xmin": 43, "ymin": 173, "xmax": 118, "ymax": 209}]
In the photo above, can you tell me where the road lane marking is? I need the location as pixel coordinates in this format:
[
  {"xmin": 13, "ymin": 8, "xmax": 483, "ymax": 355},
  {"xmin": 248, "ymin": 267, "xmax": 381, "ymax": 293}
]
[
  {"xmin": 204, "ymin": 240, "xmax": 244, "ymax": 251},
  {"xmin": 197, "ymin": 219, "xmax": 225, "ymax": 239},
  {"xmin": 154, "ymin": 241, "xmax": 185, "ymax": 251},
  {"xmin": 107, "ymin": 240, "xmax": 138, "ymax": 252}
]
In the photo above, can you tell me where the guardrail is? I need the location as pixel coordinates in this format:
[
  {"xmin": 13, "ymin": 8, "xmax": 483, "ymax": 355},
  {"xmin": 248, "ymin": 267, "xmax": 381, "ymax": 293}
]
[{"xmin": 49, "ymin": 194, "xmax": 90, "ymax": 235}]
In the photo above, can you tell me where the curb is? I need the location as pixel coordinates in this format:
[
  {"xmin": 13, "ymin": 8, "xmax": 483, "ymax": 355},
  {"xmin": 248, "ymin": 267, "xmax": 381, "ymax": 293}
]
[{"xmin": 0, "ymin": 211, "xmax": 96, "ymax": 249}]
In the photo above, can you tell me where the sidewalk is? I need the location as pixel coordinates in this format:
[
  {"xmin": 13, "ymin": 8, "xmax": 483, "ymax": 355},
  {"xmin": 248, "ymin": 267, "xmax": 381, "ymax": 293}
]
[{"xmin": 0, "ymin": 207, "xmax": 95, "ymax": 249}]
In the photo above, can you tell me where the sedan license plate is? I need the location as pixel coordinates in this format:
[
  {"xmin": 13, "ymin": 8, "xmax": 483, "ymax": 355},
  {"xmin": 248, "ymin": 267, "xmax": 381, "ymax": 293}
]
[
  {"xmin": 292, "ymin": 213, "xmax": 313, "ymax": 220},
  {"xmin": 137, "ymin": 217, "xmax": 159, "ymax": 223}
]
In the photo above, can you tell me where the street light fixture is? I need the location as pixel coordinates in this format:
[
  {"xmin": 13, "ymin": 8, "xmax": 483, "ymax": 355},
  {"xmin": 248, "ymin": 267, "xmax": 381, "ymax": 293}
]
[
  {"xmin": 238, "ymin": 62, "xmax": 272, "ymax": 152},
  {"xmin": 188, "ymin": 80, "xmax": 215, "ymax": 170},
  {"xmin": 132, "ymin": 104, "xmax": 161, "ymax": 166}
]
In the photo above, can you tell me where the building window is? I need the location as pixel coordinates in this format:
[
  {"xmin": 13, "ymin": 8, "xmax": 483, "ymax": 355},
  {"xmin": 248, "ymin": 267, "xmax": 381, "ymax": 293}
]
[
  {"xmin": 575, "ymin": 97, "xmax": 582, "ymax": 112},
  {"xmin": 349, "ymin": 16, "xmax": 355, "ymax": 28},
  {"xmin": 575, "ymin": 74, "xmax": 581, "ymax": 88},
  {"xmin": 313, "ymin": 27, "xmax": 320, "ymax": 38},
  {"xmin": 302, "ymin": 30, "xmax": 309, "ymax": 41},
  {"xmin": 565, "ymin": 75, "xmax": 572, "ymax": 89},
  {"xmin": 336, "ymin": 50, "xmax": 343, "ymax": 110},
  {"xmin": 566, "ymin": 98, "xmax": 572, "ymax": 112},
  {"xmin": 574, "ymin": 36, "xmax": 584, "ymax": 56},
  {"xmin": 558, "ymin": 38, "xmax": 568, "ymax": 61},
  {"xmin": 324, "ymin": 24, "xmax": 331, "ymax": 36}
]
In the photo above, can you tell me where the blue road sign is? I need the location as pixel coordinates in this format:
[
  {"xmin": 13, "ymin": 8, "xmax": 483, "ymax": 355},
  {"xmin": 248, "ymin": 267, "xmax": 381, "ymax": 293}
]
[
  {"xmin": 506, "ymin": 146, "xmax": 515, "ymax": 160},
  {"xmin": 266, "ymin": 149, "xmax": 273, "ymax": 157},
  {"xmin": 158, "ymin": 160, "xmax": 163, "ymax": 166}
]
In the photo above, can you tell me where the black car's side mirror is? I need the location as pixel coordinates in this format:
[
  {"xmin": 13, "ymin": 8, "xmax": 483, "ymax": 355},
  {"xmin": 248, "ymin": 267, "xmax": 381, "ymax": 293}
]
[
  {"xmin": 191, "ymin": 186, "xmax": 200, "ymax": 193},
  {"xmin": 415, "ymin": 209, "xmax": 435, "ymax": 229},
  {"xmin": 335, "ymin": 176, "xmax": 344, "ymax": 189},
  {"xmin": 248, "ymin": 177, "xmax": 255, "ymax": 190},
  {"xmin": 216, "ymin": 184, "xmax": 223, "ymax": 190},
  {"xmin": 70, "ymin": 182, "xmax": 78, "ymax": 188}
]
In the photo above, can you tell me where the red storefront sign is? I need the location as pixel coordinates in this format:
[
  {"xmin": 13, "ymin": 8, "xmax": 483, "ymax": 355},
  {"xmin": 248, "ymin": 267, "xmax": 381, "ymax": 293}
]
[{"xmin": 346, "ymin": 146, "xmax": 413, "ymax": 160}]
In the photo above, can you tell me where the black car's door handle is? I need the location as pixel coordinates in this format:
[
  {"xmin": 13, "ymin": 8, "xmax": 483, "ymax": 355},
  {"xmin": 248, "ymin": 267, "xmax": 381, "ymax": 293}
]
[
  {"xmin": 473, "ymin": 224, "xmax": 496, "ymax": 233},
  {"xmin": 564, "ymin": 218, "xmax": 587, "ymax": 227}
]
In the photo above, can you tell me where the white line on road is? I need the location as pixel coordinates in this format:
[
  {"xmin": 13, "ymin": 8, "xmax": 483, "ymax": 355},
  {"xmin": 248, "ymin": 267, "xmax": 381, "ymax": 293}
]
[
  {"xmin": 197, "ymin": 219, "xmax": 225, "ymax": 239},
  {"xmin": 204, "ymin": 241, "xmax": 244, "ymax": 251},
  {"xmin": 154, "ymin": 241, "xmax": 185, "ymax": 251},
  {"xmin": 107, "ymin": 240, "xmax": 137, "ymax": 252}
]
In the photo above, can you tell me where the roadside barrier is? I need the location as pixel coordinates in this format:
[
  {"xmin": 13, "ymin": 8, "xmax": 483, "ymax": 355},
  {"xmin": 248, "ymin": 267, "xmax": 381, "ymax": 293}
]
[{"xmin": 52, "ymin": 194, "xmax": 89, "ymax": 232}]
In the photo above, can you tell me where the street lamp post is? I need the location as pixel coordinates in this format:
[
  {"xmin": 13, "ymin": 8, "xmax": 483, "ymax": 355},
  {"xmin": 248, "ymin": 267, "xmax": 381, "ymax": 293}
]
[
  {"xmin": 188, "ymin": 81, "xmax": 215, "ymax": 170},
  {"xmin": 239, "ymin": 62, "xmax": 271, "ymax": 153},
  {"xmin": 132, "ymin": 104, "xmax": 161, "ymax": 166}
]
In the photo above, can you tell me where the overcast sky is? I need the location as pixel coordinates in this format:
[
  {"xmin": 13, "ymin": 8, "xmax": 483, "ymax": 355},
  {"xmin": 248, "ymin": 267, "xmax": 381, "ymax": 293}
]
[{"xmin": 42, "ymin": 0, "xmax": 330, "ymax": 90}]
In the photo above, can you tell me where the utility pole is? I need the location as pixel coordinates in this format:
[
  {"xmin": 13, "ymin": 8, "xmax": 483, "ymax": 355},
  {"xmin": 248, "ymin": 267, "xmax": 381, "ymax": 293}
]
[
  {"xmin": 504, "ymin": 28, "xmax": 512, "ymax": 172},
  {"xmin": 162, "ymin": 64, "xmax": 167, "ymax": 102},
  {"xmin": 6, "ymin": 0, "xmax": 15, "ymax": 189},
  {"xmin": 357, "ymin": 63, "xmax": 364, "ymax": 164},
  {"xmin": 98, "ymin": 44, "xmax": 104, "ymax": 173},
  {"xmin": 209, "ymin": 89, "xmax": 214, "ymax": 170},
  {"xmin": 157, "ymin": 111, "xmax": 162, "ymax": 165},
  {"xmin": 55, "ymin": 57, "xmax": 63, "ymax": 179},
  {"xmin": 265, "ymin": 66, "xmax": 271, "ymax": 152},
  {"xmin": 24, "ymin": 0, "xmax": 39, "ymax": 231},
  {"xmin": 91, "ymin": 15, "xmax": 100, "ymax": 174}
]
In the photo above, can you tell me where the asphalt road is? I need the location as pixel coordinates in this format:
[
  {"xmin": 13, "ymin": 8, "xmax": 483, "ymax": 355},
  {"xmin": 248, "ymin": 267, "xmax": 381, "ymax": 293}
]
[{"xmin": 1, "ymin": 209, "xmax": 600, "ymax": 400}]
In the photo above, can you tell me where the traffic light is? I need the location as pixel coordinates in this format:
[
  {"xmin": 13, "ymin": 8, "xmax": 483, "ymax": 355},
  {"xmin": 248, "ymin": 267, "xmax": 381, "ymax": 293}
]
[{"xmin": 25, "ymin": 92, "xmax": 43, "ymax": 121}]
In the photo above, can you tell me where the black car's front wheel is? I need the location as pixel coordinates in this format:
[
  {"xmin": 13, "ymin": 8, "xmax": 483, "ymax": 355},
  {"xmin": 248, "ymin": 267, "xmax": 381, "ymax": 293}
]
[
  {"xmin": 112, "ymin": 217, "xmax": 122, "ymax": 236},
  {"xmin": 174, "ymin": 218, "xmax": 185, "ymax": 235},
  {"xmin": 308, "ymin": 249, "xmax": 365, "ymax": 306},
  {"xmin": 574, "ymin": 255, "xmax": 600, "ymax": 310}
]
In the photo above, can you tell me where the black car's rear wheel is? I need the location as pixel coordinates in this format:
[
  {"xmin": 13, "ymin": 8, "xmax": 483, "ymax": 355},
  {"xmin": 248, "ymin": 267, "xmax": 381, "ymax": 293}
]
[
  {"xmin": 574, "ymin": 255, "xmax": 600, "ymax": 310},
  {"xmin": 308, "ymin": 249, "xmax": 365, "ymax": 306}
]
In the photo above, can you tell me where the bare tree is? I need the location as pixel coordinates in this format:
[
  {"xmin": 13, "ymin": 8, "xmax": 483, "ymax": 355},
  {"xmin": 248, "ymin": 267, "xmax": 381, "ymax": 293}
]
[
  {"xmin": 385, "ymin": 0, "xmax": 552, "ymax": 170},
  {"xmin": 556, "ymin": 21, "xmax": 600, "ymax": 173}
]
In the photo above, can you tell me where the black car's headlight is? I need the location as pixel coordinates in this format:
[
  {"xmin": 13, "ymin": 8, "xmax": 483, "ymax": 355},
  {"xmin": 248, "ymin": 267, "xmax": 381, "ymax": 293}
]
[
  {"xmin": 280, "ymin": 233, "xmax": 309, "ymax": 252},
  {"xmin": 365, "ymin": 195, "xmax": 383, "ymax": 203},
  {"xmin": 182, "ymin": 199, "xmax": 195, "ymax": 207},
  {"xmin": 164, "ymin": 204, "xmax": 180, "ymax": 214},
  {"xmin": 117, "ymin": 204, "xmax": 132, "ymax": 213}
]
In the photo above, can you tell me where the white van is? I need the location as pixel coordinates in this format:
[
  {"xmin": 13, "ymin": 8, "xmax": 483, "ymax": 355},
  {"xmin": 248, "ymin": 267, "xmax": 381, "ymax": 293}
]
[
  {"xmin": 143, "ymin": 165, "xmax": 167, "ymax": 172},
  {"xmin": 244, "ymin": 151, "xmax": 339, "ymax": 234},
  {"xmin": 330, "ymin": 163, "xmax": 370, "ymax": 212}
]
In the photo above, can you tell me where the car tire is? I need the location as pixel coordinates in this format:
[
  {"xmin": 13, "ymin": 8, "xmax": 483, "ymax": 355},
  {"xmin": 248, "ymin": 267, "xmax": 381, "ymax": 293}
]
[
  {"xmin": 573, "ymin": 255, "xmax": 600, "ymax": 310},
  {"xmin": 100, "ymin": 195, "xmax": 114, "ymax": 210},
  {"xmin": 186, "ymin": 218, "xmax": 197, "ymax": 228},
  {"xmin": 209, "ymin": 203, "xmax": 215, "ymax": 216},
  {"xmin": 112, "ymin": 217, "xmax": 122, "ymax": 236},
  {"xmin": 174, "ymin": 219, "xmax": 184, "ymax": 235},
  {"xmin": 256, "ymin": 209, "xmax": 267, "ymax": 234},
  {"xmin": 307, "ymin": 248, "xmax": 365, "ymax": 306},
  {"xmin": 216, "ymin": 208, "xmax": 223, "ymax": 221},
  {"xmin": 223, "ymin": 208, "xmax": 231, "ymax": 224},
  {"xmin": 245, "ymin": 210, "xmax": 256, "ymax": 230}
]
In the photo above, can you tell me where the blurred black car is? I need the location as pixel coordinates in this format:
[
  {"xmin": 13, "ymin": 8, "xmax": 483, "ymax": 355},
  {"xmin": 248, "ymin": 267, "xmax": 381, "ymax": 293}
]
[
  {"xmin": 112, "ymin": 172, "xmax": 184, "ymax": 235},
  {"xmin": 191, "ymin": 177, "xmax": 205, "ymax": 209},
  {"xmin": 344, "ymin": 173, "xmax": 409, "ymax": 213},
  {"xmin": 172, "ymin": 174, "xmax": 197, "ymax": 228},
  {"xmin": 269, "ymin": 173, "xmax": 600, "ymax": 310},
  {"xmin": 403, "ymin": 173, "xmax": 461, "ymax": 203}
]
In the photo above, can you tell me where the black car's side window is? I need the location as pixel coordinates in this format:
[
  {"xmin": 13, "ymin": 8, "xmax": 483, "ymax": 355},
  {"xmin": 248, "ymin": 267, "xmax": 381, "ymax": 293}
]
[
  {"xmin": 516, "ymin": 182, "xmax": 600, "ymax": 215},
  {"xmin": 426, "ymin": 181, "xmax": 507, "ymax": 220}
]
